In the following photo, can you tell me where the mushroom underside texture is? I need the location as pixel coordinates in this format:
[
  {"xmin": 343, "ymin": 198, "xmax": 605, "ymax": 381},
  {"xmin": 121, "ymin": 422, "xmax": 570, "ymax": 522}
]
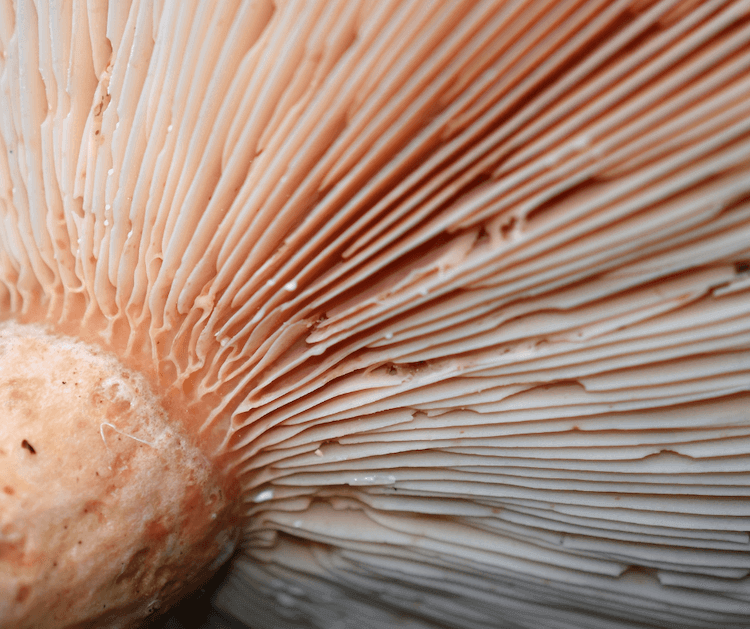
[{"xmin": 1, "ymin": 0, "xmax": 750, "ymax": 628}]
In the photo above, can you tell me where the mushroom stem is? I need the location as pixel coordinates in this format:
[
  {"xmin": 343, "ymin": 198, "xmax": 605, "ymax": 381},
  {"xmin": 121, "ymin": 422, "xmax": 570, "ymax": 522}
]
[{"xmin": 0, "ymin": 322, "xmax": 239, "ymax": 629}]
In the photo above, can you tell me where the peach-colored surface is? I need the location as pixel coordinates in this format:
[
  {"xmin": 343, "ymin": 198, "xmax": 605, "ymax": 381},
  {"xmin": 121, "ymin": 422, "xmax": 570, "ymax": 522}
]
[{"xmin": 0, "ymin": 323, "xmax": 237, "ymax": 628}]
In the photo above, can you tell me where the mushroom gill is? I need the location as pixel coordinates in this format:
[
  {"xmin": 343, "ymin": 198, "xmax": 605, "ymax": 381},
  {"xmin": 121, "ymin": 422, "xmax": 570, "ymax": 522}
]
[{"xmin": 1, "ymin": 1, "xmax": 750, "ymax": 628}]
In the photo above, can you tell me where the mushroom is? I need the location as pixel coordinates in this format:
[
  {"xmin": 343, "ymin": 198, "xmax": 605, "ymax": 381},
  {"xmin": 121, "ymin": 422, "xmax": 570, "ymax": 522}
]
[{"xmin": 1, "ymin": 0, "xmax": 750, "ymax": 628}]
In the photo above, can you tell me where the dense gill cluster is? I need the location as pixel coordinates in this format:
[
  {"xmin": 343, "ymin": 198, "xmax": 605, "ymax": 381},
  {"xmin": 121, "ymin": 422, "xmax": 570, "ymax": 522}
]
[{"xmin": 2, "ymin": 1, "xmax": 750, "ymax": 628}]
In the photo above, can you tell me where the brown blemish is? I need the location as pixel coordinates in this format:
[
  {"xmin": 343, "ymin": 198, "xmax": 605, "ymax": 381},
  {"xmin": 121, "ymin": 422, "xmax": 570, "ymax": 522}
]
[
  {"xmin": 82, "ymin": 500, "xmax": 106, "ymax": 524},
  {"xmin": 21, "ymin": 440, "xmax": 36, "ymax": 454},
  {"xmin": 2, "ymin": 486, "xmax": 14, "ymax": 495},
  {"xmin": 145, "ymin": 518, "xmax": 169, "ymax": 544},
  {"xmin": 15, "ymin": 585, "xmax": 30, "ymax": 603},
  {"xmin": 115, "ymin": 547, "xmax": 150, "ymax": 585},
  {"xmin": 499, "ymin": 216, "xmax": 516, "ymax": 239},
  {"xmin": 0, "ymin": 540, "xmax": 25, "ymax": 563}
]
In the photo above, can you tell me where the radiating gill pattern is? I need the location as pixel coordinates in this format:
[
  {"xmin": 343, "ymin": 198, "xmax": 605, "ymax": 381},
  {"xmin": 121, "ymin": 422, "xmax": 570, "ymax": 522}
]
[{"xmin": 2, "ymin": 1, "xmax": 750, "ymax": 628}]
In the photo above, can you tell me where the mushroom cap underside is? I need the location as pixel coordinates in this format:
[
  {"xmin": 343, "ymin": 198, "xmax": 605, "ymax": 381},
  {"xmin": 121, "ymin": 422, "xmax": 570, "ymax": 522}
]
[{"xmin": 1, "ymin": 1, "xmax": 750, "ymax": 628}]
